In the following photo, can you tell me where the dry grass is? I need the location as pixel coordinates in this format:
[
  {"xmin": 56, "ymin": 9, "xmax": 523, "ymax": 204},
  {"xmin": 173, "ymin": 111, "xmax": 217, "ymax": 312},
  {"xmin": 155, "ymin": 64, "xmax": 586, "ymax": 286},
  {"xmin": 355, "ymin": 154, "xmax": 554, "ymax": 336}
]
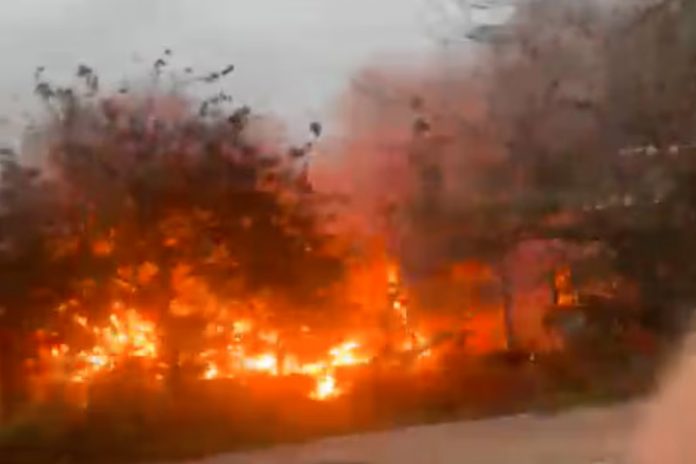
[{"xmin": 0, "ymin": 345, "xmax": 656, "ymax": 463}]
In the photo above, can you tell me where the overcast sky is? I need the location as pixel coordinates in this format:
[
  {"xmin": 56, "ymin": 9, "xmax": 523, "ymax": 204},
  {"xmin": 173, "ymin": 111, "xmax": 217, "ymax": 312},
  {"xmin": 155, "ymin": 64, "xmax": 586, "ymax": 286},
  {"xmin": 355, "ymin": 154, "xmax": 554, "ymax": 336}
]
[{"xmin": 0, "ymin": 0, "xmax": 438, "ymax": 138}]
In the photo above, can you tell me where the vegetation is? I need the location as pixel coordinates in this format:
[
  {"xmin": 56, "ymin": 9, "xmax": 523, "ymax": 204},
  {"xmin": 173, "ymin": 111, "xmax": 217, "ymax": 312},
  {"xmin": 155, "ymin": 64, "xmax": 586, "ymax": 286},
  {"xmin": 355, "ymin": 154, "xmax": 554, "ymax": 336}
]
[
  {"xmin": 0, "ymin": 60, "xmax": 348, "ymax": 424},
  {"xmin": 390, "ymin": 0, "xmax": 696, "ymax": 344},
  {"xmin": 1, "ymin": 0, "xmax": 696, "ymax": 461}
]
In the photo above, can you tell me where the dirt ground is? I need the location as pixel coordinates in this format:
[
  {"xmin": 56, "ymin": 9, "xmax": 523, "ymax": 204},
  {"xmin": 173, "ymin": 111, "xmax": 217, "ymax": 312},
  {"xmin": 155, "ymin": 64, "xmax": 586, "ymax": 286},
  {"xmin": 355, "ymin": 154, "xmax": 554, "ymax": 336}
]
[{"xmin": 187, "ymin": 403, "xmax": 644, "ymax": 464}]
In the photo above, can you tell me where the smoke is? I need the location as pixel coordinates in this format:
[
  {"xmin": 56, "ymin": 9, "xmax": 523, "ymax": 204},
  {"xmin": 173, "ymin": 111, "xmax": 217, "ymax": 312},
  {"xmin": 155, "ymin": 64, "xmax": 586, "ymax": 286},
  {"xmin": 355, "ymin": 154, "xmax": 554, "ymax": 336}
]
[
  {"xmin": 305, "ymin": 0, "xmax": 688, "ymax": 350},
  {"xmin": 311, "ymin": 0, "xmax": 686, "ymax": 271}
]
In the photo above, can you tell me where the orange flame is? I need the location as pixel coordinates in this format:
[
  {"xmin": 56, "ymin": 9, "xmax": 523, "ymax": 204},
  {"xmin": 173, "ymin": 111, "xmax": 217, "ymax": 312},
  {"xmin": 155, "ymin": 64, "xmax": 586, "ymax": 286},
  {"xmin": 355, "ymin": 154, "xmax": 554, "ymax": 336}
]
[
  {"xmin": 310, "ymin": 373, "xmax": 339, "ymax": 400},
  {"xmin": 44, "ymin": 260, "xmax": 468, "ymax": 401},
  {"xmin": 65, "ymin": 306, "xmax": 159, "ymax": 383}
]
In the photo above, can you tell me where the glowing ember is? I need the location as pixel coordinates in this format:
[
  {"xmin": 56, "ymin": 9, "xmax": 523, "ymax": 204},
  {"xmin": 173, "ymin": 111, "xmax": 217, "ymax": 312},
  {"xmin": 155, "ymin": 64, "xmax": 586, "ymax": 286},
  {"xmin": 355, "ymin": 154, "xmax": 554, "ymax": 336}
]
[
  {"xmin": 73, "ymin": 315, "xmax": 88, "ymax": 328},
  {"xmin": 329, "ymin": 340, "xmax": 368, "ymax": 367},
  {"xmin": 203, "ymin": 363, "xmax": 219, "ymax": 380},
  {"xmin": 310, "ymin": 373, "xmax": 339, "ymax": 400},
  {"xmin": 233, "ymin": 320, "xmax": 253, "ymax": 336},
  {"xmin": 298, "ymin": 362, "xmax": 324, "ymax": 376},
  {"xmin": 243, "ymin": 353, "xmax": 278, "ymax": 375}
]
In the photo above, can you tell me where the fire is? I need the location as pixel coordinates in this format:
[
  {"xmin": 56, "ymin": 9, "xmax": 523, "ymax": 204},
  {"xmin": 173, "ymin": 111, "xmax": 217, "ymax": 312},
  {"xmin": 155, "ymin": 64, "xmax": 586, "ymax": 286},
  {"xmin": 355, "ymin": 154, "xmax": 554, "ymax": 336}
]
[
  {"xmin": 49, "ymin": 303, "xmax": 412, "ymax": 400},
  {"xmin": 64, "ymin": 306, "xmax": 159, "ymax": 383},
  {"xmin": 193, "ymin": 336, "xmax": 369, "ymax": 399},
  {"xmin": 295, "ymin": 339, "xmax": 369, "ymax": 400},
  {"xmin": 8, "ymin": 78, "xmax": 545, "ymax": 420},
  {"xmin": 329, "ymin": 340, "xmax": 368, "ymax": 367},
  {"xmin": 243, "ymin": 353, "xmax": 278, "ymax": 375},
  {"xmin": 203, "ymin": 363, "xmax": 219, "ymax": 380},
  {"xmin": 311, "ymin": 373, "xmax": 339, "ymax": 400},
  {"xmin": 233, "ymin": 320, "xmax": 253, "ymax": 336},
  {"xmin": 42, "ymin": 259, "xmax": 491, "ymax": 403}
]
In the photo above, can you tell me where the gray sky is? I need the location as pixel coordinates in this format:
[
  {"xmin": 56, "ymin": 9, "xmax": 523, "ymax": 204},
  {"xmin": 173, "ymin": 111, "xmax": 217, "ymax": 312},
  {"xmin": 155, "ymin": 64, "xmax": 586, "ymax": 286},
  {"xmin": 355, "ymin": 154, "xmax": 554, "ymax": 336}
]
[{"xmin": 0, "ymin": 0, "xmax": 435, "ymax": 138}]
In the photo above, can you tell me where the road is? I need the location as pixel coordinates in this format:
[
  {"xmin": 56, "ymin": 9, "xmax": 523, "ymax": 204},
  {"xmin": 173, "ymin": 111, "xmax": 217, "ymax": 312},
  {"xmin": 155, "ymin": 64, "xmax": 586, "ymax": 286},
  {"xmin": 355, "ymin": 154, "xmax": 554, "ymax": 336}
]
[{"xmin": 185, "ymin": 403, "xmax": 644, "ymax": 464}]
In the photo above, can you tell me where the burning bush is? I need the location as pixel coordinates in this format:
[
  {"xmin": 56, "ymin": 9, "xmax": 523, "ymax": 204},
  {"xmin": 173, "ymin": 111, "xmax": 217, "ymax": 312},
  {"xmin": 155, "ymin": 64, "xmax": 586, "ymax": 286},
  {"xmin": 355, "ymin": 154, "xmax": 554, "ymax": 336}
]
[
  {"xmin": 0, "ymin": 63, "xmax": 448, "ymax": 446},
  {"xmin": 1, "ymin": 64, "xmax": 354, "ymax": 414}
]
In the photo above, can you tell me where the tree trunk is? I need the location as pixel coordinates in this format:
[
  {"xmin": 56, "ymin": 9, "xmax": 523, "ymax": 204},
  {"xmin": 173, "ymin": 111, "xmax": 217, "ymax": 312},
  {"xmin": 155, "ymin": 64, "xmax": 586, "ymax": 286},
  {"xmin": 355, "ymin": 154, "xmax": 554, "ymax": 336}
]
[
  {"xmin": 550, "ymin": 270, "xmax": 560, "ymax": 306},
  {"xmin": 497, "ymin": 259, "xmax": 518, "ymax": 351},
  {"xmin": 154, "ymin": 248, "xmax": 181, "ymax": 396},
  {"xmin": 160, "ymin": 300, "xmax": 182, "ymax": 396},
  {"xmin": 0, "ymin": 328, "xmax": 28, "ymax": 423}
]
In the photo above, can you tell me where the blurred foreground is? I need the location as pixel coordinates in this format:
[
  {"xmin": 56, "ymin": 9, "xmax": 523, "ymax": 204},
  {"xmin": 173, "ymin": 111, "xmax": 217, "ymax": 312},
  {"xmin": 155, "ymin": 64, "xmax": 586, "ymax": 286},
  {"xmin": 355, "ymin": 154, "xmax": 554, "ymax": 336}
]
[
  {"xmin": 191, "ymin": 333, "xmax": 696, "ymax": 464},
  {"xmin": 186, "ymin": 403, "xmax": 641, "ymax": 464}
]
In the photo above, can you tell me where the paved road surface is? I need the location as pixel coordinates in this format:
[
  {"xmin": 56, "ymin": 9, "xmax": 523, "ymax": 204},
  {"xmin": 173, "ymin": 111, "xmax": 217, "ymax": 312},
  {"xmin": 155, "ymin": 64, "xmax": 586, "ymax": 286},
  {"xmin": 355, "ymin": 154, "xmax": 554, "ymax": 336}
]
[{"xmin": 185, "ymin": 403, "xmax": 644, "ymax": 464}]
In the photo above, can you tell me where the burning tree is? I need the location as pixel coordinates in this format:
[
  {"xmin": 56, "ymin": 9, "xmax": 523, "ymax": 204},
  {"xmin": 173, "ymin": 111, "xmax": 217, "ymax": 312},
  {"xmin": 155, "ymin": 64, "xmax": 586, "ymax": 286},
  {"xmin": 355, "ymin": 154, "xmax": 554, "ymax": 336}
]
[{"xmin": 0, "ymin": 65, "xmax": 352, "ymax": 417}]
